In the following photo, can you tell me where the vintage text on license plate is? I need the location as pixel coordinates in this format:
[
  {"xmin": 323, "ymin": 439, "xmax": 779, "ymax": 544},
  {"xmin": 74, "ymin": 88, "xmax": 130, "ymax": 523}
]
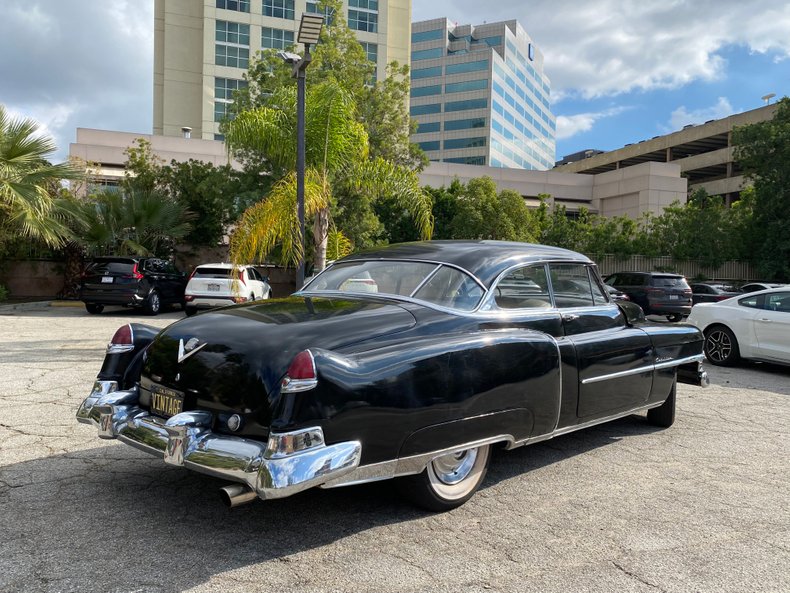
[
  {"xmin": 208, "ymin": 283, "xmax": 220, "ymax": 291},
  {"xmin": 150, "ymin": 385, "xmax": 184, "ymax": 417}
]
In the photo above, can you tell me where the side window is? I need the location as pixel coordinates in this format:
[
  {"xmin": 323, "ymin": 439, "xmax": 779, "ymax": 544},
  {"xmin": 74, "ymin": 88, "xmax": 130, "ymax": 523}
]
[
  {"xmin": 739, "ymin": 295, "xmax": 760, "ymax": 309},
  {"xmin": 494, "ymin": 264, "xmax": 551, "ymax": 309},
  {"xmin": 766, "ymin": 292, "xmax": 790, "ymax": 312},
  {"xmin": 550, "ymin": 264, "xmax": 596, "ymax": 308}
]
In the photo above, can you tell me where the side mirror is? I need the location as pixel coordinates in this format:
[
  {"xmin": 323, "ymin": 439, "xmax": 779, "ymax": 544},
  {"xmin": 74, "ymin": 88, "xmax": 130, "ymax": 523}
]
[{"xmin": 617, "ymin": 301, "xmax": 646, "ymax": 325}]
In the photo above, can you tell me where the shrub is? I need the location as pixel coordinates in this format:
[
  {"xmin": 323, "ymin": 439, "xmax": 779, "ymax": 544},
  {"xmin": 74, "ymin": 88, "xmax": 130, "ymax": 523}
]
[{"xmin": 0, "ymin": 284, "xmax": 8, "ymax": 302}]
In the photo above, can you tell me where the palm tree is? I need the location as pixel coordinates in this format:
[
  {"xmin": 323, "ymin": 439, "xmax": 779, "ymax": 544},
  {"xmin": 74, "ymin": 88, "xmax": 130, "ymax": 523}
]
[
  {"xmin": 224, "ymin": 80, "xmax": 432, "ymax": 272},
  {"xmin": 0, "ymin": 105, "xmax": 82, "ymax": 247}
]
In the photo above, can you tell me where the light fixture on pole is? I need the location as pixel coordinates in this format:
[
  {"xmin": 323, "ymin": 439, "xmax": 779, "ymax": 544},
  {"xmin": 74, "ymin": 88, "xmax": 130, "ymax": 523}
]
[
  {"xmin": 762, "ymin": 93, "xmax": 776, "ymax": 105},
  {"xmin": 277, "ymin": 12, "xmax": 324, "ymax": 291}
]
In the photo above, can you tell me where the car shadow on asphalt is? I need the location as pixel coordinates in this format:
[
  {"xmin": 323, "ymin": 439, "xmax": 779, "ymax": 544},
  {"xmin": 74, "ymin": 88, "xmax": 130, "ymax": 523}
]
[{"xmin": 0, "ymin": 415, "xmax": 661, "ymax": 592}]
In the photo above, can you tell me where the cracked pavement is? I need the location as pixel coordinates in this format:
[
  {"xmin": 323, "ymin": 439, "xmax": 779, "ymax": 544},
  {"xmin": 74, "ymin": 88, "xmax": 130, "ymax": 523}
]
[{"xmin": 0, "ymin": 305, "xmax": 788, "ymax": 593}]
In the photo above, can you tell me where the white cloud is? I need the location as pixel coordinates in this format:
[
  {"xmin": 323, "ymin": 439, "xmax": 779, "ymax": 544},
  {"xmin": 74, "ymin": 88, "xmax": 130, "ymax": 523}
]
[
  {"xmin": 414, "ymin": 0, "xmax": 790, "ymax": 98},
  {"xmin": 667, "ymin": 97, "xmax": 735, "ymax": 131},
  {"xmin": 555, "ymin": 107, "xmax": 628, "ymax": 140}
]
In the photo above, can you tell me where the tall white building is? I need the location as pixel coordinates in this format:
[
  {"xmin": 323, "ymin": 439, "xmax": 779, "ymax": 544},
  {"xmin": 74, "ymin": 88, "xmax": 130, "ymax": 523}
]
[
  {"xmin": 410, "ymin": 18, "xmax": 556, "ymax": 170},
  {"xmin": 154, "ymin": 0, "xmax": 411, "ymax": 140}
]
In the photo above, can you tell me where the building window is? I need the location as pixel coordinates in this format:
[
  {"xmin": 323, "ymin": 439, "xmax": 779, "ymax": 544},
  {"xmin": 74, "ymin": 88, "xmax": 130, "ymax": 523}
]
[
  {"xmin": 444, "ymin": 117, "xmax": 486, "ymax": 131},
  {"xmin": 348, "ymin": 9, "xmax": 377, "ymax": 32},
  {"xmin": 418, "ymin": 141, "xmax": 441, "ymax": 151},
  {"xmin": 263, "ymin": 0, "xmax": 294, "ymax": 19},
  {"xmin": 262, "ymin": 27, "xmax": 294, "ymax": 49},
  {"xmin": 349, "ymin": 0, "xmax": 378, "ymax": 9},
  {"xmin": 360, "ymin": 41, "xmax": 377, "ymax": 63},
  {"xmin": 306, "ymin": 2, "xmax": 335, "ymax": 25},
  {"xmin": 445, "ymin": 60, "xmax": 488, "ymax": 75},
  {"xmin": 216, "ymin": 44, "xmax": 249, "ymax": 69},
  {"xmin": 415, "ymin": 121, "xmax": 441, "ymax": 133},
  {"xmin": 412, "ymin": 65, "xmax": 442, "ymax": 79},
  {"xmin": 528, "ymin": 43, "xmax": 534, "ymax": 60},
  {"xmin": 216, "ymin": 0, "xmax": 250, "ymax": 12},
  {"xmin": 410, "ymin": 104, "xmax": 442, "ymax": 116},
  {"xmin": 412, "ymin": 29, "xmax": 444, "ymax": 43},
  {"xmin": 445, "ymin": 156, "xmax": 486, "ymax": 165},
  {"xmin": 216, "ymin": 20, "xmax": 250, "ymax": 45},
  {"xmin": 444, "ymin": 137, "xmax": 487, "ymax": 150},
  {"xmin": 444, "ymin": 98, "xmax": 487, "ymax": 112},
  {"xmin": 214, "ymin": 134, "xmax": 226, "ymax": 141},
  {"xmin": 412, "ymin": 47, "xmax": 443, "ymax": 61},
  {"xmin": 445, "ymin": 79, "xmax": 488, "ymax": 93},
  {"xmin": 410, "ymin": 84, "xmax": 442, "ymax": 98},
  {"xmin": 215, "ymin": 77, "xmax": 248, "ymax": 122}
]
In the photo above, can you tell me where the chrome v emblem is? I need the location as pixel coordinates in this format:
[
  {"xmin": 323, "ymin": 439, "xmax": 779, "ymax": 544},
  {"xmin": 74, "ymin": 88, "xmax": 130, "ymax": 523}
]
[{"xmin": 177, "ymin": 337, "xmax": 206, "ymax": 363}]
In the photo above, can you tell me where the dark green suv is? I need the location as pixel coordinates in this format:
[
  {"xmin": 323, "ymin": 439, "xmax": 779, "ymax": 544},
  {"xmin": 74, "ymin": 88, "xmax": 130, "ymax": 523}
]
[{"xmin": 79, "ymin": 257, "xmax": 187, "ymax": 315}]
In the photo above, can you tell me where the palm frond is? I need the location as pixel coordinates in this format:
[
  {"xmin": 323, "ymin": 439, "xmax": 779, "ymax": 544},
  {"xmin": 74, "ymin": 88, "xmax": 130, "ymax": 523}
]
[{"xmin": 230, "ymin": 168, "xmax": 331, "ymax": 267}]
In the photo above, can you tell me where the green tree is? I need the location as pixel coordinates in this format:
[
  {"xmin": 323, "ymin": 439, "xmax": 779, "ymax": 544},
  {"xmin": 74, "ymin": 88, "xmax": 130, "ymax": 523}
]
[
  {"xmin": 0, "ymin": 105, "xmax": 82, "ymax": 249},
  {"xmin": 447, "ymin": 177, "xmax": 535, "ymax": 242},
  {"xmin": 733, "ymin": 96, "xmax": 790, "ymax": 279},
  {"xmin": 224, "ymin": 79, "xmax": 432, "ymax": 272}
]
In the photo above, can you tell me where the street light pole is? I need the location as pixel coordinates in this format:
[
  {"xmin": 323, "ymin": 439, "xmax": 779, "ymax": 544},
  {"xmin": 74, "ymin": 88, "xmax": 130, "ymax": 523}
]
[{"xmin": 278, "ymin": 12, "xmax": 324, "ymax": 291}]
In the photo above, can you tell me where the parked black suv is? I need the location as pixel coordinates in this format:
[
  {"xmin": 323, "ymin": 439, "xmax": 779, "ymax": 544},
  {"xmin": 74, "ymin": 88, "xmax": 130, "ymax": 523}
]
[
  {"xmin": 604, "ymin": 271, "xmax": 692, "ymax": 321},
  {"xmin": 79, "ymin": 257, "xmax": 187, "ymax": 315}
]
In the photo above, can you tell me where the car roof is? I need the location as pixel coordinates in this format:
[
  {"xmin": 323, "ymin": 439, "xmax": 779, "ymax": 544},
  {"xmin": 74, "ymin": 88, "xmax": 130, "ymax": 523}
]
[
  {"xmin": 195, "ymin": 263, "xmax": 250, "ymax": 269},
  {"xmin": 339, "ymin": 241, "xmax": 591, "ymax": 287}
]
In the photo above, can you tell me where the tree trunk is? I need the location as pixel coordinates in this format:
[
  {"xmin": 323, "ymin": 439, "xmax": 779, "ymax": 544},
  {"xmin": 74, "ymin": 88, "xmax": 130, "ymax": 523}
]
[
  {"xmin": 312, "ymin": 207, "xmax": 330, "ymax": 273},
  {"xmin": 58, "ymin": 241, "xmax": 85, "ymax": 299}
]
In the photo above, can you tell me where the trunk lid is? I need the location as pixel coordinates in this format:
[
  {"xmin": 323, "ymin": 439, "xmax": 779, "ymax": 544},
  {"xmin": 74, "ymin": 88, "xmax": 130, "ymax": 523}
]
[{"xmin": 140, "ymin": 296, "xmax": 417, "ymax": 421}]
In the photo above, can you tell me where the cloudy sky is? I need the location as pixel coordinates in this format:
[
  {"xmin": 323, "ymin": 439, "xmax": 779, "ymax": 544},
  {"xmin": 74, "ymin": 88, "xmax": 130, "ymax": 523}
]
[{"xmin": 2, "ymin": 0, "xmax": 790, "ymax": 164}]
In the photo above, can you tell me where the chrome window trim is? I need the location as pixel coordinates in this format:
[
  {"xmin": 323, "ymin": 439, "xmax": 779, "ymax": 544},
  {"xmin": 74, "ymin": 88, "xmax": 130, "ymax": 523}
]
[{"xmin": 581, "ymin": 354, "xmax": 704, "ymax": 385}]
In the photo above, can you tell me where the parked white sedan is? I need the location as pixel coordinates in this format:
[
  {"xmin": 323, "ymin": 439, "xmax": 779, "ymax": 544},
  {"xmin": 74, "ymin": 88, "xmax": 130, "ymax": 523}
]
[
  {"xmin": 687, "ymin": 287, "xmax": 790, "ymax": 366},
  {"xmin": 184, "ymin": 263, "xmax": 271, "ymax": 316}
]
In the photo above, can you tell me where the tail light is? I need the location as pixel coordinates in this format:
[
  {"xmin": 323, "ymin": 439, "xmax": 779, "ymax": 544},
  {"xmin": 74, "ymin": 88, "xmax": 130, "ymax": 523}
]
[
  {"xmin": 238, "ymin": 270, "xmax": 246, "ymax": 286},
  {"xmin": 187, "ymin": 268, "xmax": 197, "ymax": 281},
  {"xmin": 280, "ymin": 350, "xmax": 317, "ymax": 393},
  {"xmin": 131, "ymin": 263, "xmax": 144, "ymax": 280},
  {"xmin": 107, "ymin": 324, "xmax": 135, "ymax": 354},
  {"xmin": 184, "ymin": 295, "xmax": 195, "ymax": 302}
]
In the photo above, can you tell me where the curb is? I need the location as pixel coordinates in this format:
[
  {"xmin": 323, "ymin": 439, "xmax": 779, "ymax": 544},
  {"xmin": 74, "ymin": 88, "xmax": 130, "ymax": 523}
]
[{"xmin": 0, "ymin": 300, "xmax": 83, "ymax": 313}]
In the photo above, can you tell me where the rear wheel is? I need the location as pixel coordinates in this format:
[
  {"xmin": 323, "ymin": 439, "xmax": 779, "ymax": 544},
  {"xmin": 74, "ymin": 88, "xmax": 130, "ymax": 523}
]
[
  {"xmin": 704, "ymin": 326, "xmax": 740, "ymax": 366},
  {"xmin": 184, "ymin": 306, "xmax": 198, "ymax": 317},
  {"xmin": 647, "ymin": 381, "xmax": 676, "ymax": 427},
  {"xmin": 397, "ymin": 444, "xmax": 491, "ymax": 512},
  {"xmin": 145, "ymin": 290, "xmax": 161, "ymax": 316},
  {"xmin": 85, "ymin": 303, "xmax": 104, "ymax": 314}
]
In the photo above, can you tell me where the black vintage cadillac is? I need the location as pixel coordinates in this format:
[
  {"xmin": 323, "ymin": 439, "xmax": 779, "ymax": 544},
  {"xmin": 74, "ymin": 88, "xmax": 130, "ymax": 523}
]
[{"xmin": 77, "ymin": 241, "xmax": 709, "ymax": 511}]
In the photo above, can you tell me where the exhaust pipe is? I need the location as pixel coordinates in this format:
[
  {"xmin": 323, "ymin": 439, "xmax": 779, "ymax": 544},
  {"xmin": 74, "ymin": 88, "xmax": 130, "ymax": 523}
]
[{"xmin": 220, "ymin": 484, "xmax": 258, "ymax": 508}]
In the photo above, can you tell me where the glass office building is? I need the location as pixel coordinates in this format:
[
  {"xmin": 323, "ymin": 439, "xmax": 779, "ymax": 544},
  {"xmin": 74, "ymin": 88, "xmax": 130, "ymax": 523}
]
[{"xmin": 410, "ymin": 18, "xmax": 556, "ymax": 169}]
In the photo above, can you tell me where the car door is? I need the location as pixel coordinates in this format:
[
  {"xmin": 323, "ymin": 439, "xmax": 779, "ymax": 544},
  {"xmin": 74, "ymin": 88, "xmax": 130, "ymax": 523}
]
[
  {"xmin": 753, "ymin": 291, "xmax": 790, "ymax": 362},
  {"xmin": 550, "ymin": 263, "xmax": 653, "ymax": 420}
]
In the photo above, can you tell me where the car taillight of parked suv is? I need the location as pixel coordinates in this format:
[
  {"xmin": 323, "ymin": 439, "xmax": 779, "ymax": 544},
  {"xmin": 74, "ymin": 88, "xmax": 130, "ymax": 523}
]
[
  {"xmin": 604, "ymin": 271, "xmax": 692, "ymax": 321},
  {"xmin": 79, "ymin": 256, "xmax": 187, "ymax": 316}
]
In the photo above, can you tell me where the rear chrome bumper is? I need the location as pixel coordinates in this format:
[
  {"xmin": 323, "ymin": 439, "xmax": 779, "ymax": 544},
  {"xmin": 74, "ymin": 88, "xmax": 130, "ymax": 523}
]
[{"xmin": 76, "ymin": 382, "xmax": 361, "ymax": 500}]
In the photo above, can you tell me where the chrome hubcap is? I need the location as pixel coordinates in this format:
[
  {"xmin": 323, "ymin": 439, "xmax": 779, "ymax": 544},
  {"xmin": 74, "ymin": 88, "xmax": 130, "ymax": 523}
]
[
  {"xmin": 705, "ymin": 330, "xmax": 731, "ymax": 362},
  {"xmin": 431, "ymin": 449, "xmax": 478, "ymax": 485}
]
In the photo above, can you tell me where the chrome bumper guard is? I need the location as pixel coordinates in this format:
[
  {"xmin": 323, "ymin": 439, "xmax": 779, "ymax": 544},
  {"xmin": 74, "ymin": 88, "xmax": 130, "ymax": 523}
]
[{"xmin": 76, "ymin": 382, "xmax": 362, "ymax": 500}]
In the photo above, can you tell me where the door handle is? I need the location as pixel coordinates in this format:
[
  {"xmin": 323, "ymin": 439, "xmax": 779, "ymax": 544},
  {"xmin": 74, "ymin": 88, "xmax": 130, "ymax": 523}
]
[
  {"xmin": 758, "ymin": 318, "xmax": 772, "ymax": 322},
  {"xmin": 562, "ymin": 313, "xmax": 579, "ymax": 322}
]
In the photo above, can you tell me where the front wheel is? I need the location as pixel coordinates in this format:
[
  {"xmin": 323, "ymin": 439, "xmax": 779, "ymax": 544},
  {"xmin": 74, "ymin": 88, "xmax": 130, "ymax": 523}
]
[
  {"xmin": 85, "ymin": 303, "xmax": 104, "ymax": 314},
  {"xmin": 396, "ymin": 444, "xmax": 491, "ymax": 512},
  {"xmin": 704, "ymin": 326, "xmax": 740, "ymax": 366}
]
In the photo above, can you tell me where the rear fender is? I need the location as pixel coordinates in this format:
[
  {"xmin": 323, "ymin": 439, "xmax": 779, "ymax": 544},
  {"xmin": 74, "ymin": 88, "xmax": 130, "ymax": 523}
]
[{"xmin": 97, "ymin": 323, "xmax": 160, "ymax": 388}]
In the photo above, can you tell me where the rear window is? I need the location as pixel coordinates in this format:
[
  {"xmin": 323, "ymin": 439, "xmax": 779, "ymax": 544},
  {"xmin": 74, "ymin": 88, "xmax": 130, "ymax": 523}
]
[
  {"xmin": 651, "ymin": 276, "xmax": 689, "ymax": 288},
  {"xmin": 86, "ymin": 260, "xmax": 136, "ymax": 275},
  {"xmin": 194, "ymin": 267, "xmax": 237, "ymax": 279}
]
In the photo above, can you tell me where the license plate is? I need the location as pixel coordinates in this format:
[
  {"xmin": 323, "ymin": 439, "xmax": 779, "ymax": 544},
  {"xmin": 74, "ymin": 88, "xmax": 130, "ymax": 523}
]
[
  {"xmin": 669, "ymin": 294, "xmax": 678, "ymax": 300},
  {"xmin": 150, "ymin": 385, "xmax": 184, "ymax": 417},
  {"xmin": 101, "ymin": 276, "xmax": 113, "ymax": 284},
  {"xmin": 208, "ymin": 283, "xmax": 220, "ymax": 292}
]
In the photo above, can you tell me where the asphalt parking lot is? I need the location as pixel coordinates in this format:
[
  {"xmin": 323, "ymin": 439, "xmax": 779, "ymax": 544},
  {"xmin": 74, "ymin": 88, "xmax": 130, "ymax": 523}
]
[{"xmin": 1, "ymin": 304, "xmax": 788, "ymax": 593}]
